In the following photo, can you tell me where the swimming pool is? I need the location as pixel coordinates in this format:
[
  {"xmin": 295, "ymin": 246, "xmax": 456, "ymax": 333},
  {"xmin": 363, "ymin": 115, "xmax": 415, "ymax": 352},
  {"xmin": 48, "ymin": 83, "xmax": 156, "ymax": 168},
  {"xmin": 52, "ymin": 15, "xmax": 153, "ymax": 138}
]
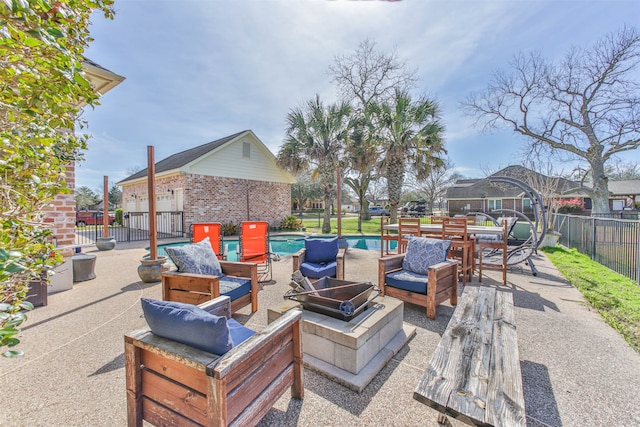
[{"xmin": 155, "ymin": 235, "xmax": 397, "ymax": 262}]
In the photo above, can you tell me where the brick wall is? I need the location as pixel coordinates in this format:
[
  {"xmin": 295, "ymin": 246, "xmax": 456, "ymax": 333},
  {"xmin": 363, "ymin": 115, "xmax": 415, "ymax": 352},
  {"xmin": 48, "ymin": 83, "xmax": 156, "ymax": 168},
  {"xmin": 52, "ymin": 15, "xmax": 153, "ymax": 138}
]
[
  {"xmin": 42, "ymin": 164, "xmax": 76, "ymax": 257},
  {"xmin": 184, "ymin": 175, "xmax": 290, "ymax": 229}
]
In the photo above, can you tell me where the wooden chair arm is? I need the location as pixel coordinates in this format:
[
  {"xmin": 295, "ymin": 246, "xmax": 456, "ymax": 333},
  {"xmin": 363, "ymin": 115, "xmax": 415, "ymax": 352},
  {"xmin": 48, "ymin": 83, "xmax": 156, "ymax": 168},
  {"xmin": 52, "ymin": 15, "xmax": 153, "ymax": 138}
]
[
  {"xmin": 199, "ymin": 295, "xmax": 232, "ymax": 319},
  {"xmin": 379, "ymin": 254, "xmax": 405, "ymax": 270},
  {"xmin": 428, "ymin": 260, "xmax": 458, "ymax": 274},
  {"xmin": 378, "ymin": 254, "xmax": 406, "ymax": 288},
  {"xmin": 214, "ymin": 308, "xmax": 303, "ymax": 378},
  {"xmin": 219, "ymin": 260, "xmax": 257, "ymax": 278},
  {"xmin": 292, "ymin": 248, "xmax": 306, "ymax": 272},
  {"xmin": 162, "ymin": 271, "xmax": 221, "ymax": 301},
  {"xmin": 336, "ymin": 247, "xmax": 346, "ymax": 280}
]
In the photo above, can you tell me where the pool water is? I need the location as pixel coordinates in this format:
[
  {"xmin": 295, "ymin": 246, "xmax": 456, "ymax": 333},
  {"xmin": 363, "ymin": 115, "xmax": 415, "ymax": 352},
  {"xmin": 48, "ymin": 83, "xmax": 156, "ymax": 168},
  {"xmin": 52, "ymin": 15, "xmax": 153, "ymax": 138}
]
[{"xmin": 156, "ymin": 235, "xmax": 396, "ymax": 262}]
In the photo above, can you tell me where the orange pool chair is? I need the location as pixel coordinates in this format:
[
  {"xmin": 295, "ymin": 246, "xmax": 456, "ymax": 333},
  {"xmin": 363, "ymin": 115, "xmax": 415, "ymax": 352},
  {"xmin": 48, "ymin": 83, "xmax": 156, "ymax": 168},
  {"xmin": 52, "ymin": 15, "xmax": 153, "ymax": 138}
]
[
  {"xmin": 238, "ymin": 221, "xmax": 272, "ymax": 282},
  {"xmin": 190, "ymin": 222, "xmax": 224, "ymax": 260}
]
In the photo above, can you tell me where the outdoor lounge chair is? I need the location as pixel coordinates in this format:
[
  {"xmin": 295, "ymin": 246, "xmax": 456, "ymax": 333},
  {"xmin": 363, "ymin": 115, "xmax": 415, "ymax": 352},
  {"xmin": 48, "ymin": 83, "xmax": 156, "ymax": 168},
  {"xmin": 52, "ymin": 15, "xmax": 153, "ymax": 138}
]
[
  {"xmin": 125, "ymin": 295, "xmax": 303, "ymax": 427},
  {"xmin": 190, "ymin": 222, "xmax": 224, "ymax": 259},
  {"xmin": 162, "ymin": 238, "xmax": 258, "ymax": 313},
  {"xmin": 292, "ymin": 236, "xmax": 346, "ymax": 280},
  {"xmin": 238, "ymin": 221, "xmax": 273, "ymax": 282},
  {"xmin": 378, "ymin": 236, "xmax": 457, "ymax": 319}
]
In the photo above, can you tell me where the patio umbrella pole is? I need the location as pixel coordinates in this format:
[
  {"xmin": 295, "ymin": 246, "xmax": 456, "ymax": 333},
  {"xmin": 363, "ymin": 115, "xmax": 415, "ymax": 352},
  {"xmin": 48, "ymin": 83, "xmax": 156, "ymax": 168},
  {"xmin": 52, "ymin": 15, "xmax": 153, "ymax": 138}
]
[
  {"xmin": 95, "ymin": 175, "xmax": 116, "ymax": 251},
  {"xmin": 147, "ymin": 146, "xmax": 158, "ymax": 260},
  {"xmin": 337, "ymin": 167, "xmax": 341, "ymax": 238},
  {"xmin": 103, "ymin": 175, "xmax": 109, "ymax": 238}
]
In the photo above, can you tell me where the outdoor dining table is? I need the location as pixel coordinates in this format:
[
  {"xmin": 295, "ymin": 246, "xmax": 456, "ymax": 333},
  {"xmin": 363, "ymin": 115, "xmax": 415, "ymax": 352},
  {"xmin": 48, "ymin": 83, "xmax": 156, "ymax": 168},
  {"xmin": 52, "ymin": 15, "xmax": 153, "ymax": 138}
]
[{"xmin": 383, "ymin": 223, "xmax": 504, "ymax": 236}]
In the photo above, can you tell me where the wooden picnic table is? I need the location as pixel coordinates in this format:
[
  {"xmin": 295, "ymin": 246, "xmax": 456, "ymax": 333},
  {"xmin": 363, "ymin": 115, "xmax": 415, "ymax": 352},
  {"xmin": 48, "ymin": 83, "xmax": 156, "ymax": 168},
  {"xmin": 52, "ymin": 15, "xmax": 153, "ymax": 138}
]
[{"xmin": 413, "ymin": 285, "xmax": 526, "ymax": 426}]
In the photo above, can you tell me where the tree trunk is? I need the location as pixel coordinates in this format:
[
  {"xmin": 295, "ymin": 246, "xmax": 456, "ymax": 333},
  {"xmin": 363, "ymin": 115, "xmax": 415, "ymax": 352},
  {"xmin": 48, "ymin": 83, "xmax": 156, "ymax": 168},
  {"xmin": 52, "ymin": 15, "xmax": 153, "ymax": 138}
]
[
  {"xmin": 386, "ymin": 156, "xmax": 405, "ymax": 223},
  {"xmin": 589, "ymin": 159, "xmax": 611, "ymax": 215}
]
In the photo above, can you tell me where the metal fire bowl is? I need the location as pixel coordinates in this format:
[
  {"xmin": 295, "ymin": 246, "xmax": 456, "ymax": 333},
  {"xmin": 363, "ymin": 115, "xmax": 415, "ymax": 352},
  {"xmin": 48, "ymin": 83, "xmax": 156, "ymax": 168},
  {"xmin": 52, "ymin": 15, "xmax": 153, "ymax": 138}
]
[{"xmin": 284, "ymin": 277, "xmax": 380, "ymax": 321}]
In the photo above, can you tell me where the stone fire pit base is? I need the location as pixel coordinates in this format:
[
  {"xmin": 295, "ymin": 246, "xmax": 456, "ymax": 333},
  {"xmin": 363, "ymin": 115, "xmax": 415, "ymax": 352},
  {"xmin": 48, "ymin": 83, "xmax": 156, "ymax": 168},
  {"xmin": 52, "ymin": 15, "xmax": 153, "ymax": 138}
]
[{"xmin": 268, "ymin": 296, "xmax": 416, "ymax": 392}]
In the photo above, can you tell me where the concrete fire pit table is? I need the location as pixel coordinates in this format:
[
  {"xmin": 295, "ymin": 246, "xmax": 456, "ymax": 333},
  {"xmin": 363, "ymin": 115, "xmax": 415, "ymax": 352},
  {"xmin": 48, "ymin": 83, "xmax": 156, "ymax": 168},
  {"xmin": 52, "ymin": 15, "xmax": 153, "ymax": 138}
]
[{"xmin": 268, "ymin": 295, "xmax": 415, "ymax": 392}]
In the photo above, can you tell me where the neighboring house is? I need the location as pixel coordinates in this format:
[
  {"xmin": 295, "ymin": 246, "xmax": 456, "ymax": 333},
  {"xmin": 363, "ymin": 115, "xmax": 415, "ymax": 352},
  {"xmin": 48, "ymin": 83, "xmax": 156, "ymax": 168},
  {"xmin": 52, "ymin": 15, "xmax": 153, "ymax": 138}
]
[
  {"xmin": 445, "ymin": 165, "xmax": 581, "ymax": 216},
  {"xmin": 41, "ymin": 59, "xmax": 125, "ymax": 292},
  {"xmin": 446, "ymin": 165, "xmax": 640, "ymax": 216},
  {"xmin": 563, "ymin": 179, "xmax": 640, "ymax": 212},
  {"xmin": 117, "ymin": 130, "xmax": 296, "ymax": 231}
]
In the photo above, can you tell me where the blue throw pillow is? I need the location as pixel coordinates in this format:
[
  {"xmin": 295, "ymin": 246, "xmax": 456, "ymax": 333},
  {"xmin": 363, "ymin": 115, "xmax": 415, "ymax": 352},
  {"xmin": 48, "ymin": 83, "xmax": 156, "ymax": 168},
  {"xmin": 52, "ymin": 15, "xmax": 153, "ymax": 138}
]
[
  {"xmin": 402, "ymin": 236, "xmax": 451, "ymax": 275},
  {"xmin": 165, "ymin": 237, "xmax": 222, "ymax": 276},
  {"xmin": 304, "ymin": 237, "xmax": 339, "ymax": 264},
  {"xmin": 141, "ymin": 298, "xmax": 232, "ymax": 355}
]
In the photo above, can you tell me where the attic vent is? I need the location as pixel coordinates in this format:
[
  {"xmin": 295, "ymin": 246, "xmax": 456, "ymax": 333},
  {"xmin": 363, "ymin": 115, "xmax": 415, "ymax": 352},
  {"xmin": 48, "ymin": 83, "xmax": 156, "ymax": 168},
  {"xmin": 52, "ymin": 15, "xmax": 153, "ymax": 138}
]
[{"xmin": 243, "ymin": 142, "xmax": 251, "ymax": 158}]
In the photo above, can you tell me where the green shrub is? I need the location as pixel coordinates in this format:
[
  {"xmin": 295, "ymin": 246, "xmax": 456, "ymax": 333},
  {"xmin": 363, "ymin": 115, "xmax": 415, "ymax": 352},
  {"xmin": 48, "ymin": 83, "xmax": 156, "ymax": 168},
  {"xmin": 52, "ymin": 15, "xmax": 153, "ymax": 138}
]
[
  {"xmin": 280, "ymin": 215, "xmax": 304, "ymax": 231},
  {"xmin": 115, "ymin": 208, "xmax": 123, "ymax": 225},
  {"xmin": 222, "ymin": 222, "xmax": 238, "ymax": 236}
]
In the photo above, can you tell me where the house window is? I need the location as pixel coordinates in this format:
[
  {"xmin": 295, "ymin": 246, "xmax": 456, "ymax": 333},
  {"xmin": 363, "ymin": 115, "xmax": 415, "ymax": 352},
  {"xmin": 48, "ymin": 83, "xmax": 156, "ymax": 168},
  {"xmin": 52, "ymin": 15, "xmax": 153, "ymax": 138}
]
[
  {"xmin": 523, "ymin": 198, "xmax": 531, "ymax": 209},
  {"xmin": 488, "ymin": 199, "xmax": 502, "ymax": 211},
  {"xmin": 243, "ymin": 142, "xmax": 251, "ymax": 158}
]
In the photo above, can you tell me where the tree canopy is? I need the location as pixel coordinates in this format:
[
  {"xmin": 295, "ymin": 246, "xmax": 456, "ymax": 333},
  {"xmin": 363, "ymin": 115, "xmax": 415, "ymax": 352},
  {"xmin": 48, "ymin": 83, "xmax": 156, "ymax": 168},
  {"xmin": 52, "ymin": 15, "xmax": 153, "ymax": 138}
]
[
  {"xmin": 464, "ymin": 26, "xmax": 640, "ymax": 214},
  {"xmin": 0, "ymin": 0, "xmax": 115, "ymax": 357}
]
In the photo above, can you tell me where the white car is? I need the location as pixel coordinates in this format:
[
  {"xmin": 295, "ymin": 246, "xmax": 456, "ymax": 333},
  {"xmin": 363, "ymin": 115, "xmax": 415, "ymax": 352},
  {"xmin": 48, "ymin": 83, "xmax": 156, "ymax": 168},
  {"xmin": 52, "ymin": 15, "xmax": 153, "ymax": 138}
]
[{"xmin": 369, "ymin": 206, "xmax": 390, "ymax": 216}]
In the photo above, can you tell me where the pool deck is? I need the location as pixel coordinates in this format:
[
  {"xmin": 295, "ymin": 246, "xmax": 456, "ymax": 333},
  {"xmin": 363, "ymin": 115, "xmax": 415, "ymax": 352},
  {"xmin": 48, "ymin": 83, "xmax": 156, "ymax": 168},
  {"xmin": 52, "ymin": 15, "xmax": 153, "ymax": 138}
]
[{"xmin": 1, "ymin": 240, "xmax": 639, "ymax": 426}]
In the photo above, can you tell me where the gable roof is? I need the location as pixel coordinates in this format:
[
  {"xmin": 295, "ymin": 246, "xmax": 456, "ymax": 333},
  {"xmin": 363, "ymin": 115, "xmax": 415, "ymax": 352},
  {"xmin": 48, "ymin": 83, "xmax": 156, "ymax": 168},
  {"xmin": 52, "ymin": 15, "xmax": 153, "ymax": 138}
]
[
  {"xmin": 446, "ymin": 165, "xmax": 581, "ymax": 199},
  {"xmin": 118, "ymin": 130, "xmax": 296, "ymax": 185},
  {"xmin": 120, "ymin": 130, "xmax": 247, "ymax": 183}
]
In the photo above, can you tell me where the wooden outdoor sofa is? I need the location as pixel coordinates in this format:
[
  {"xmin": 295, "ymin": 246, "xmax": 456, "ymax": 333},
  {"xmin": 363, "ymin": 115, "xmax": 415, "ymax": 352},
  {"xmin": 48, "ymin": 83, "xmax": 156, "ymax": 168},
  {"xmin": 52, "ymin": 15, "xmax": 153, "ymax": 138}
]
[
  {"xmin": 162, "ymin": 260, "xmax": 259, "ymax": 314},
  {"xmin": 125, "ymin": 296, "xmax": 304, "ymax": 427},
  {"xmin": 413, "ymin": 286, "xmax": 526, "ymax": 426}
]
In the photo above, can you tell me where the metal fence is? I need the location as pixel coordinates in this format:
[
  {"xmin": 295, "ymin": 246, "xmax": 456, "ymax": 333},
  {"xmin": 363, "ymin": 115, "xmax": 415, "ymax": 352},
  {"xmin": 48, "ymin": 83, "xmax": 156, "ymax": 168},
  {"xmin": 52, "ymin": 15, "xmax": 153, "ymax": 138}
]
[
  {"xmin": 553, "ymin": 214, "xmax": 640, "ymax": 284},
  {"xmin": 75, "ymin": 211, "xmax": 184, "ymax": 246}
]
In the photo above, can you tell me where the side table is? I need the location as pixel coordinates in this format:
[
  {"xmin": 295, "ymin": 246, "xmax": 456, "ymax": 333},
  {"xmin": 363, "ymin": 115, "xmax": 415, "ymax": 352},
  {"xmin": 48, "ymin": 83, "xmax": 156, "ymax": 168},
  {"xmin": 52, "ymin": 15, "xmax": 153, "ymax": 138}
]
[{"xmin": 72, "ymin": 253, "xmax": 96, "ymax": 282}]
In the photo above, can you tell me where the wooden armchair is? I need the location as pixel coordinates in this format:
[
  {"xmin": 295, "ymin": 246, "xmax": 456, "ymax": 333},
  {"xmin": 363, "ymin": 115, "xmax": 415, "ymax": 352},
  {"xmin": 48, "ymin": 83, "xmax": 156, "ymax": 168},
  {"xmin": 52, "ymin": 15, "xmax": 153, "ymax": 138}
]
[
  {"xmin": 378, "ymin": 250, "xmax": 458, "ymax": 320},
  {"xmin": 125, "ymin": 296, "xmax": 303, "ymax": 427},
  {"xmin": 292, "ymin": 237, "xmax": 346, "ymax": 280},
  {"xmin": 162, "ymin": 260, "xmax": 258, "ymax": 314}
]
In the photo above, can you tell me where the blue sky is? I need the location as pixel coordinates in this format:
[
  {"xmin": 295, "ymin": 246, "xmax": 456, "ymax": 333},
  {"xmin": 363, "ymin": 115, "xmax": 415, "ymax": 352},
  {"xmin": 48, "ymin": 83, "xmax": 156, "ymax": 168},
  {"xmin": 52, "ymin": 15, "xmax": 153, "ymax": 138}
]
[{"xmin": 79, "ymin": 0, "xmax": 640, "ymax": 192}]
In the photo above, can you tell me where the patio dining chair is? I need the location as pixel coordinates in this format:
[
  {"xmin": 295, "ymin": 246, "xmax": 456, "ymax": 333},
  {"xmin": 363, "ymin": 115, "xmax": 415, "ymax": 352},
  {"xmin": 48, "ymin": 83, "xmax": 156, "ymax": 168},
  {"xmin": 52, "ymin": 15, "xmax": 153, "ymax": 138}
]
[
  {"xmin": 380, "ymin": 216, "xmax": 399, "ymax": 256},
  {"xmin": 398, "ymin": 217, "xmax": 421, "ymax": 253},
  {"xmin": 477, "ymin": 218, "xmax": 510, "ymax": 285},
  {"xmin": 442, "ymin": 216, "xmax": 474, "ymax": 286}
]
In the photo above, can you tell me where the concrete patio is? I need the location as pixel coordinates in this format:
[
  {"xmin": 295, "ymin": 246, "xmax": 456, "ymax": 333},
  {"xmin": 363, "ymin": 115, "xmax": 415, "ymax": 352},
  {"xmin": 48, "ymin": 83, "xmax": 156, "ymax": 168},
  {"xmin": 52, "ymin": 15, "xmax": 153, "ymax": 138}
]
[{"xmin": 1, "ymin": 240, "xmax": 639, "ymax": 426}]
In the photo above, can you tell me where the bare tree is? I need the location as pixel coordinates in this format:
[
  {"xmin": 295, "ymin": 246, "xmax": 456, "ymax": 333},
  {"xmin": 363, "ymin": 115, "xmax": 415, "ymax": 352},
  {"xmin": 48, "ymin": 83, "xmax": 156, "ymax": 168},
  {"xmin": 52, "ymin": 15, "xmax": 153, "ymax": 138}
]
[
  {"xmin": 329, "ymin": 39, "xmax": 417, "ymax": 110},
  {"xmin": 463, "ymin": 26, "xmax": 640, "ymax": 214},
  {"xmin": 405, "ymin": 159, "xmax": 461, "ymax": 213},
  {"xmin": 125, "ymin": 165, "xmax": 141, "ymax": 176}
]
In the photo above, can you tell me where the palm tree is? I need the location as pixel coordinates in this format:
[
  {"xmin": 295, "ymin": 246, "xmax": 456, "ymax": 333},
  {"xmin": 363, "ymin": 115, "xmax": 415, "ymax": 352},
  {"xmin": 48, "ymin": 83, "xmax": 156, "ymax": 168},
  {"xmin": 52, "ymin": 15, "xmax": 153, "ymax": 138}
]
[
  {"xmin": 278, "ymin": 95, "xmax": 352, "ymax": 233},
  {"xmin": 343, "ymin": 114, "xmax": 379, "ymax": 231},
  {"xmin": 369, "ymin": 89, "xmax": 446, "ymax": 223}
]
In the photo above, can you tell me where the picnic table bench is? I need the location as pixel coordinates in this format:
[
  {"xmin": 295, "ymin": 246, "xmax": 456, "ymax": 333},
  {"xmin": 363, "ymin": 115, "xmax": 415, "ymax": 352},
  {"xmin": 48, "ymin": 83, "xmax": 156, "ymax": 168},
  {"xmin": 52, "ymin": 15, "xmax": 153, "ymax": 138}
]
[{"xmin": 413, "ymin": 285, "xmax": 526, "ymax": 426}]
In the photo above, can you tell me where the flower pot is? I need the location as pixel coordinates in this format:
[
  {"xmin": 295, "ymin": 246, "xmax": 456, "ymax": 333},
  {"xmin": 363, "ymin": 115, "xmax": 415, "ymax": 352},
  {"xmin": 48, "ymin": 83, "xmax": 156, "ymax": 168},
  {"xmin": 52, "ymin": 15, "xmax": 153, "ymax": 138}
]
[
  {"xmin": 95, "ymin": 236, "xmax": 116, "ymax": 251},
  {"xmin": 137, "ymin": 257, "xmax": 167, "ymax": 283}
]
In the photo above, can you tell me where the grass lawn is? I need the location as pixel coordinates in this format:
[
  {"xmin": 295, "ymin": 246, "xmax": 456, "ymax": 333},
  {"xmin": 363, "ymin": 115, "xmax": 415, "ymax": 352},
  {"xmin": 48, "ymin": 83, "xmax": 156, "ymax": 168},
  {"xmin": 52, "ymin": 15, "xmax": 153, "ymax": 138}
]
[
  {"xmin": 301, "ymin": 215, "xmax": 384, "ymax": 235},
  {"xmin": 542, "ymin": 246, "xmax": 640, "ymax": 353}
]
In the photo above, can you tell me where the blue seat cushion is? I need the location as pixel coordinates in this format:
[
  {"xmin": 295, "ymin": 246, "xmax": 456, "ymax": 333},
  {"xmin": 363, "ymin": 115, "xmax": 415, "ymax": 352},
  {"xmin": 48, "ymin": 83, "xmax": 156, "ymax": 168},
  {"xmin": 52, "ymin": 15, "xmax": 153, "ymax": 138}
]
[
  {"xmin": 228, "ymin": 318, "xmax": 256, "ymax": 346},
  {"xmin": 165, "ymin": 237, "xmax": 222, "ymax": 276},
  {"xmin": 219, "ymin": 275, "xmax": 251, "ymax": 302},
  {"xmin": 304, "ymin": 237, "xmax": 339, "ymax": 264},
  {"xmin": 402, "ymin": 237, "xmax": 451, "ymax": 275},
  {"xmin": 386, "ymin": 269, "xmax": 430, "ymax": 294},
  {"xmin": 140, "ymin": 298, "xmax": 232, "ymax": 355},
  {"xmin": 300, "ymin": 261, "xmax": 337, "ymax": 279}
]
